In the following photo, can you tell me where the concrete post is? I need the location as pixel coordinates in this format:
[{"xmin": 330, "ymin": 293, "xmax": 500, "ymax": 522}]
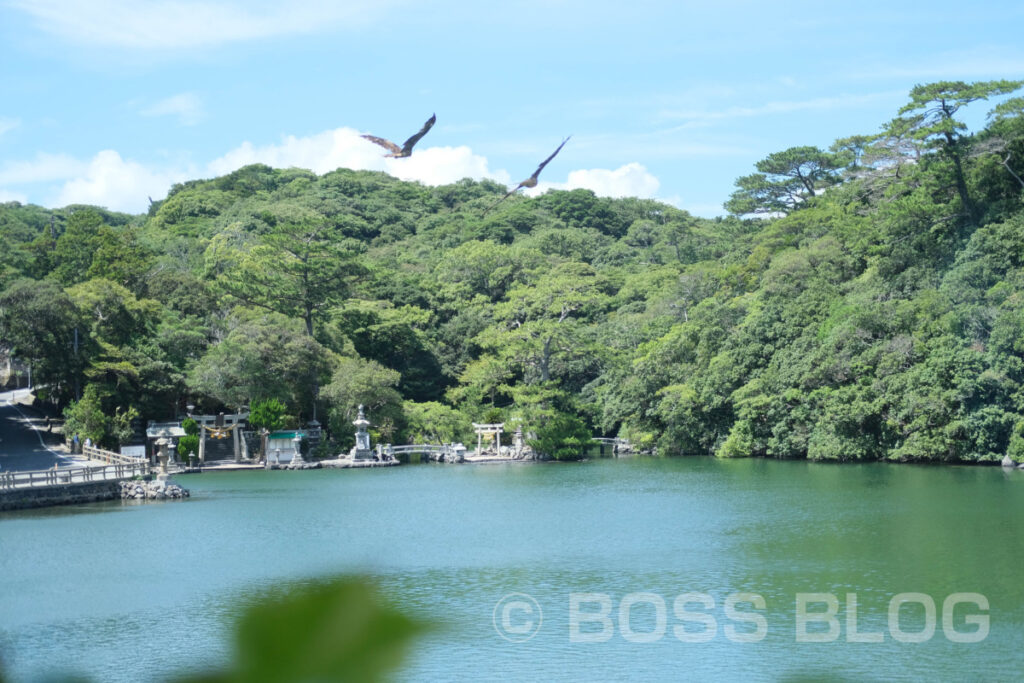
[
  {"xmin": 199, "ymin": 425, "xmax": 206, "ymax": 464},
  {"xmin": 233, "ymin": 419, "xmax": 241, "ymax": 462}
]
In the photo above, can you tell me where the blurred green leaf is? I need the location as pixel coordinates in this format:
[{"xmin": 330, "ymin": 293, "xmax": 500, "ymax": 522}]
[{"xmin": 175, "ymin": 577, "xmax": 428, "ymax": 683}]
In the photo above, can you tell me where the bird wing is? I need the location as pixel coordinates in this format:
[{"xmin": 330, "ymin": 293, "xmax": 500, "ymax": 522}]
[
  {"xmin": 362, "ymin": 135, "xmax": 403, "ymax": 155},
  {"xmin": 527, "ymin": 136, "xmax": 571, "ymax": 181},
  {"xmin": 484, "ymin": 137, "xmax": 570, "ymax": 215},
  {"xmin": 400, "ymin": 113, "xmax": 437, "ymax": 155},
  {"xmin": 482, "ymin": 185, "xmax": 523, "ymax": 216}
]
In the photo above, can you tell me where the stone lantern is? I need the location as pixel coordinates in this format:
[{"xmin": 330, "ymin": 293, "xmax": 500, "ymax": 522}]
[
  {"xmin": 291, "ymin": 432, "xmax": 305, "ymax": 465},
  {"xmin": 351, "ymin": 405, "xmax": 373, "ymax": 460}
]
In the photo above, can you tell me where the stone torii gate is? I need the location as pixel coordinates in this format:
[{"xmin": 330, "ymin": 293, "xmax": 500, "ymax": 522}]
[
  {"xmin": 472, "ymin": 423, "xmax": 504, "ymax": 456},
  {"xmin": 188, "ymin": 411, "xmax": 250, "ymax": 463}
]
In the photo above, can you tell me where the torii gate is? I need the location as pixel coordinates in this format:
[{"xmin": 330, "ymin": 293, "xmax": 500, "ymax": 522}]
[
  {"xmin": 472, "ymin": 422, "xmax": 504, "ymax": 455},
  {"xmin": 187, "ymin": 411, "xmax": 250, "ymax": 463}
]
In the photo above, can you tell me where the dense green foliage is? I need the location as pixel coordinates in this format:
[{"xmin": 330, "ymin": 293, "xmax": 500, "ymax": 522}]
[
  {"xmin": 4, "ymin": 80, "xmax": 1024, "ymax": 461},
  {"xmin": 248, "ymin": 397, "xmax": 288, "ymax": 432},
  {"xmin": 178, "ymin": 417, "xmax": 200, "ymax": 462}
]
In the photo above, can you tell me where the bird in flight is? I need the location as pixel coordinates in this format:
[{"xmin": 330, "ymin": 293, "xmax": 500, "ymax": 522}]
[
  {"xmin": 489, "ymin": 136, "xmax": 571, "ymax": 212},
  {"xmin": 362, "ymin": 114, "xmax": 436, "ymax": 158}
]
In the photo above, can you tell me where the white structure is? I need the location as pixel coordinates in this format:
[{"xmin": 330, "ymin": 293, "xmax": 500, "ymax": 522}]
[
  {"xmin": 266, "ymin": 431, "xmax": 303, "ymax": 464},
  {"xmin": 349, "ymin": 405, "xmax": 374, "ymax": 460},
  {"xmin": 472, "ymin": 423, "xmax": 504, "ymax": 455}
]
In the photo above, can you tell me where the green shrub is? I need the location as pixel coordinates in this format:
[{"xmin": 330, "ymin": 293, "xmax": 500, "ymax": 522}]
[{"xmin": 529, "ymin": 412, "xmax": 592, "ymax": 461}]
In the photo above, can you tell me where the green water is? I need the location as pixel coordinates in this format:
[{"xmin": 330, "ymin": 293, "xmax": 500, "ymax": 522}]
[{"xmin": 1, "ymin": 458, "xmax": 1022, "ymax": 681}]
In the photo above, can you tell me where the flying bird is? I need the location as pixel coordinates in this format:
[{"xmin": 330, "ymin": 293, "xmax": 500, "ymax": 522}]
[
  {"xmin": 487, "ymin": 136, "xmax": 571, "ymax": 212},
  {"xmin": 362, "ymin": 113, "xmax": 436, "ymax": 158}
]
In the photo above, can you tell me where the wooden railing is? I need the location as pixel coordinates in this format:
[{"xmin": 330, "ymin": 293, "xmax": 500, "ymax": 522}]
[
  {"xmin": 387, "ymin": 444, "xmax": 448, "ymax": 456},
  {"xmin": 82, "ymin": 444, "xmax": 146, "ymax": 466},
  {"xmin": 0, "ymin": 461, "xmax": 149, "ymax": 490}
]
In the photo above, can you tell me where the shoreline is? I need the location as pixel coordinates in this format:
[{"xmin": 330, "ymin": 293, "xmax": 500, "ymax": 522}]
[{"xmin": 4, "ymin": 453, "xmax": 1019, "ymax": 513}]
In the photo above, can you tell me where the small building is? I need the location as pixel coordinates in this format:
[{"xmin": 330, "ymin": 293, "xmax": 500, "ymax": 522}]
[
  {"xmin": 146, "ymin": 422, "xmax": 186, "ymax": 464},
  {"xmin": 267, "ymin": 431, "xmax": 303, "ymax": 464}
]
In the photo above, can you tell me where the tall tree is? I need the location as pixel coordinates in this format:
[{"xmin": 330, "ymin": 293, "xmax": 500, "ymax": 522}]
[
  {"xmin": 0, "ymin": 278, "xmax": 88, "ymax": 402},
  {"xmin": 898, "ymin": 80, "xmax": 1023, "ymax": 224},
  {"xmin": 188, "ymin": 314, "xmax": 332, "ymax": 416},
  {"xmin": 217, "ymin": 216, "xmax": 363, "ymax": 338},
  {"xmin": 865, "ymin": 115, "xmax": 926, "ymax": 176},
  {"xmin": 986, "ymin": 96, "xmax": 1024, "ymax": 190},
  {"xmin": 480, "ymin": 262, "xmax": 610, "ymax": 386},
  {"xmin": 725, "ymin": 146, "xmax": 844, "ymax": 215},
  {"xmin": 51, "ymin": 209, "xmax": 105, "ymax": 286}
]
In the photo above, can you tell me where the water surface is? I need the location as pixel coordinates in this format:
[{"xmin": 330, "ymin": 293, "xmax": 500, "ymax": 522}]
[{"xmin": 1, "ymin": 458, "xmax": 1022, "ymax": 681}]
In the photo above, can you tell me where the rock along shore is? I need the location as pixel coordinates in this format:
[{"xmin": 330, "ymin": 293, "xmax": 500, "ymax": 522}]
[{"xmin": 119, "ymin": 479, "xmax": 190, "ymax": 500}]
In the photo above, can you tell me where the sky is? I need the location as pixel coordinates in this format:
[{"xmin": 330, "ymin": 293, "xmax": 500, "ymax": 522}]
[{"xmin": 1, "ymin": 0, "xmax": 1023, "ymax": 217}]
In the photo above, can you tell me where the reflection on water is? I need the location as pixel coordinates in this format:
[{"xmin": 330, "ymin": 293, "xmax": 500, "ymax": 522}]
[{"xmin": 1, "ymin": 458, "xmax": 1022, "ymax": 681}]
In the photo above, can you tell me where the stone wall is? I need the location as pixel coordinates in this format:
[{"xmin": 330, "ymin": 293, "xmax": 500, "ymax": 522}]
[{"xmin": 0, "ymin": 480, "xmax": 121, "ymax": 512}]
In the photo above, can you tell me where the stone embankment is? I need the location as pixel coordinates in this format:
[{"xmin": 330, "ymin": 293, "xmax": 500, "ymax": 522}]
[
  {"xmin": 424, "ymin": 450, "xmax": 465, "ymax": 463},
  {"xmin": 0, "ymin": 476, "xmax": 190, "ymax": 511},
  {"xmin": 256, "ymin": 458, "xmax": 401, "ymax": 470},
  {"xmin": 0, "ymin": 480, "xmax": 120, "ymax": 511},
  {"xmin": 119, "ymin": 479, "xmax": 190, "ymax": 500},
  {"xmin": 318, "ymin": 458, "xmax": 400, "ymax": 469}
]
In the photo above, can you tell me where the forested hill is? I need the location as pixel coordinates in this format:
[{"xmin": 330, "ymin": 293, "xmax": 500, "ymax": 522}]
[{"xmin": 3, "ymin": 80, "xmax": 1024, "ymax": 463}]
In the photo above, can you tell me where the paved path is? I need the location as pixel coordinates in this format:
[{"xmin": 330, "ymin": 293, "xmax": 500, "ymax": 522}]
[{"xmin": 0, "ymin": 389, "xmax": 76, "ymax": 472}]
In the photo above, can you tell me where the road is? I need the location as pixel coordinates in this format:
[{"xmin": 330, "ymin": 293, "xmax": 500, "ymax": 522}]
[{"xmin": 0, "ymin": 389, "xmax": 74, "ymax": 471}]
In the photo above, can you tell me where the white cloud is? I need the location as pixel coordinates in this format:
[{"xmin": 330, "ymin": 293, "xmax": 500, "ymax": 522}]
[
  {"xmin": 384, "ymin": 146, "xmax": 509, "ymax": 186},
  {"xmin": 9, "ymin": 0, "xmax": 401, "ymax": 49},
  {"xmin": 3, "ymin": 126, "xmax": 510, "ymax": 215},
  {"xmin": 208, "ymin": 127, "xmax": 509, "ymax": 185},
  {"xmin": 0, "ymin": 189, "xmax": 28, "ymax": 204},
  {"xmin": 211, "ymin": 128, "xmax": 662, "ymax": 200},
  {"xmin": 7, "ymin": 128, "xmax": 665, "ymax": 214},
  {"xmin": 0, "ymin": 118, "xmax": 20, "ymax": 137},
  {"xmin": 0, "ymin": 152, "xmax": 87, "ymax": 185},
  {"xmin": 141, "ymin": 92, "xmax": 204, "ymax": 126},
  {"xmin": 533, "ymin": 162, "xmax": 661, "ymax": 200},
  {"xmin": 208, "ymin": 127, "xmax": 382, "ymax": 176},
  {"xmin": 55, "ymin": 150, "xmax": 190, "ymax": 213}
]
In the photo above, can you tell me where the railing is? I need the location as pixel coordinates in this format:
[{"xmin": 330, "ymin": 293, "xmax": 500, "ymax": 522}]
[
  {"xmin": 83, "ymin": 444, "xmax": 146, "ymax": 466},
  {"xmin": 591, "ymin": 437, "xmax": 632, "ymax": 456},
  {"xmin": 0, "ymin": 461, "xmax": 150, "ymax": 490},
  {"xmin": 387, "ymin": 444, "xmax": 448, "ymax": 455}
]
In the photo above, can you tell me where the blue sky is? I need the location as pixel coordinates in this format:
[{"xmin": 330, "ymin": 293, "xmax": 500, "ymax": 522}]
[{"xmin": 1, "ymin": 0, "xmax": 1023, "ymax": 217}]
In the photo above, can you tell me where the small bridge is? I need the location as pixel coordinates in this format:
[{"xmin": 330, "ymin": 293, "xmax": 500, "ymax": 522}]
[
  {"xmin": 591, "ymin": 437, "xmax": 631, "ymax": 456},
  {"xmin": 0, "ymin": 445, "xmax": 150, "ymax": 491},
  {"xmin": 382, "ymin": 443, "xmax": 465, "ymax": 462}
]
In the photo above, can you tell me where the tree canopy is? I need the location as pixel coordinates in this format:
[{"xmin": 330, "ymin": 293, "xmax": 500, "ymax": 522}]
[{"xmin": 4, "ymin": 80, "xmax": 1024, "ymax": 462}]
